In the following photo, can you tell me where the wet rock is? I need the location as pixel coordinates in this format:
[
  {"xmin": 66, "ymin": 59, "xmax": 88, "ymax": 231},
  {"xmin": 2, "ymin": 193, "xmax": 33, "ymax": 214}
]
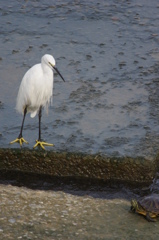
[{"xmin": 0, "ymin": 148, "xmax": 158, "ymax": 185}]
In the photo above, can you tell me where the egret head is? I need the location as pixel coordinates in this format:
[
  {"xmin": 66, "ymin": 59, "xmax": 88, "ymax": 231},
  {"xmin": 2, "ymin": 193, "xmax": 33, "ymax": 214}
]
[
  {"xmin": 42, "ymin": 54, "xmax": 65, "ymax": 82},
  {"xmin": 42, "ymin": 54, "xmax": 56, "ymax": 69}
]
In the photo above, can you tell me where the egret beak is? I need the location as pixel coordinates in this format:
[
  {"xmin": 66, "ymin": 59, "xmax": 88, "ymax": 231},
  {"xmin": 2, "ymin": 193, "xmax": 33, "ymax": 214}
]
[{"xmin": 53, "ymin": 66, "xmax": 65, "ymax": 82}]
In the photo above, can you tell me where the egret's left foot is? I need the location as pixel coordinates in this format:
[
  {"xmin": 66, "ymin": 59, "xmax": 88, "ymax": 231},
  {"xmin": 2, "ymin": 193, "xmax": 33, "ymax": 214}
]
[
  {"xmin": 10, "ymin": 137, "xmax": 28, "ymax": 146},
  {"xmin": 33, "ymin": 140, "xmax": 54, "ymax": 150}
]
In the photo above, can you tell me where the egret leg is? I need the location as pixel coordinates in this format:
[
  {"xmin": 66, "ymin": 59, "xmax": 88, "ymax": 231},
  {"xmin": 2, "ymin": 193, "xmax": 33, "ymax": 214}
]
[
  {"xmin": 39, "ymin": 105, "xmax": 42, "ymax": 141},
  {"xmin": 10, "ymin": 106, "xmax": 28, "ymax": 146},
  {"xmin": 33, "ymin": 106, "xmax": 54, "ymax": 150}
]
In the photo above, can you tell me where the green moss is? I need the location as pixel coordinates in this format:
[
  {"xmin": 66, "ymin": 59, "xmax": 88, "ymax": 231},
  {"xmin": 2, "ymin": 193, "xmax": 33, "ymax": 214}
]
[{"xmin": 0, "ymin": 148, "xmax": 158, "ymax": 185}]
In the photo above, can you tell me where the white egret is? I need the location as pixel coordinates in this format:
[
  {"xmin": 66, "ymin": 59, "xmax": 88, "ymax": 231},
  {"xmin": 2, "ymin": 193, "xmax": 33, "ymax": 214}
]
[{"xmin": 10, "ymin": 54, "xmax": 65, "ymax": 150}]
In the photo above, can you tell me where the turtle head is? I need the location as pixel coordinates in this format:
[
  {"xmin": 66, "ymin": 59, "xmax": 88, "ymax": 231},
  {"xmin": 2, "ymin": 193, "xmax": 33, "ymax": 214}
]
[{"xmin": 131, "ymin": 199, "xmax": 138, "ymax": 212}]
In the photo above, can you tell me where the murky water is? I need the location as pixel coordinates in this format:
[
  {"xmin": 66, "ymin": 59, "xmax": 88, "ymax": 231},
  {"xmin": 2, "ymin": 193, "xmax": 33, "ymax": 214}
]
[
  {"xmin": 0, "ymin": 183, "xmax": 135, "ymax": 240},
  {"xmin": 1, "ymin": 1, "xmax": 159, "ymax": 238},
  {"xmin": 0, "ymin": 174, "xmax": 159, "ymax": 240},
  {"xmin": 1, "ymin": 0, "xmax": 159, "ymax": 157}
]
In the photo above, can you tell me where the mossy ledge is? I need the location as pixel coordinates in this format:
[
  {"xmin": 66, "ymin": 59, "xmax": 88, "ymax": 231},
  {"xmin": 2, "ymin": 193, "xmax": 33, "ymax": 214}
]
[{"xmin": 1, "ymin": 148, "xmax": 159, "ymax": 185}]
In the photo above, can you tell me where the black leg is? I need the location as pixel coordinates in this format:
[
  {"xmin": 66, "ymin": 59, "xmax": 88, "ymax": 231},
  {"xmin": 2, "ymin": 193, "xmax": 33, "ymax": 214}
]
[
  {"xmin": 38, "ymin": 106, "xmax": 42, "ymax": 141},
  {"xmin": 33, "ymin": 105, "xmax": 53, "ymax": 149},
  {"xmin": 18, "ymin": 106, "xmax": 27, "ymax": 139},
  {"xmin": 10, "ymin": 106, "xmax": 28, "ymax": 146}
]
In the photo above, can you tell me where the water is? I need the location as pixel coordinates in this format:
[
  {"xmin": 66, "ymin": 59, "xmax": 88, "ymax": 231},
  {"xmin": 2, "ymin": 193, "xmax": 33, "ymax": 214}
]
[
  {"xmin": 1, "ymin": 0, "xmax": 159, "ymax": 157},
  {"xmin": 0, "ymin": 183, "xmax": 137, "ymax": 240},
  {"xmin": 0, "ymin": 174, "xmax": 159, "ymax": 239},
  {"xmin": 1, "ymin": 1, "xmax": 159, "ymax": 238}
]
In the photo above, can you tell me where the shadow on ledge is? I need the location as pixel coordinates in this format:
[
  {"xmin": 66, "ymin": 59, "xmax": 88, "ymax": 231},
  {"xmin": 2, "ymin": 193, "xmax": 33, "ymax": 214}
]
[
  {"xmin": 0, "ymin": 148, "xmax": 159, "ymax": 187},
  {"xmin": 0, "ymin": 169, "xmax": 153, "ymax": 200}
]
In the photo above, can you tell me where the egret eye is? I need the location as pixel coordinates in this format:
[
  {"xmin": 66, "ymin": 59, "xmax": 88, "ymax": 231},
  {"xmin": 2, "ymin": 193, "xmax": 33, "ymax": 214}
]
[{"xmin": 49, "ymin": 62, "xmax": 54, "ymax": 68}]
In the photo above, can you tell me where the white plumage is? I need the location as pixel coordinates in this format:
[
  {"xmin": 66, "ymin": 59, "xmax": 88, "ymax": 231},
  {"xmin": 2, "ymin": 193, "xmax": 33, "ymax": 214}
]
[
  {"xmin": 16, "ymin": 54, "xmax": 55, "ymax": 118},
  {"xmin": 10, "ymin": 54, "xmax": 65, "ymax": 149}
]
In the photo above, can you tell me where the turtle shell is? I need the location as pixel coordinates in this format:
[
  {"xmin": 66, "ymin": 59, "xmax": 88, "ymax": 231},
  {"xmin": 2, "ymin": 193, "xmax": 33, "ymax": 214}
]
[{"xmin": 138, "ymin": 194, "xmax": 159, "ymax": 214}]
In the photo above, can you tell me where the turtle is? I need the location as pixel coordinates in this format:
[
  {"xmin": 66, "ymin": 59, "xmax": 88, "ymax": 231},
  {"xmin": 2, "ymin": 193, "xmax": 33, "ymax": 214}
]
[{"xmin": 130, "ymin": 194, "xmax": 159, "ymax": 222}]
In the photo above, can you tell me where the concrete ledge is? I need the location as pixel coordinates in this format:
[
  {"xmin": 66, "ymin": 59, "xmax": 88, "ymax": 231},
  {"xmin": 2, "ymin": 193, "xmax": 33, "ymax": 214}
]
[{"xmin": 0, "ymin": 148, "xmax": 159, "ymax": 185}]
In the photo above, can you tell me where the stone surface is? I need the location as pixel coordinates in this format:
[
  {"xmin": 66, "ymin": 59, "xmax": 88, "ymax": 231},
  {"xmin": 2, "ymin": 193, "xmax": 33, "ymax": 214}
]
[{"xmin": 0, "ymin": 148, "xmax": 159, "ymax": 184}]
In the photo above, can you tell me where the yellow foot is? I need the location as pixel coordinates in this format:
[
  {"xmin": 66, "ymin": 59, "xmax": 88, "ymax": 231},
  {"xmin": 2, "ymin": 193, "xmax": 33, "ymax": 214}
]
[
  {"xmin": 10, "ymin": 137, "xmax": 28, "ymax": 146},
  {"xmin": 33, "ymin": 140, "xmax": 54, "ymax": 150}
]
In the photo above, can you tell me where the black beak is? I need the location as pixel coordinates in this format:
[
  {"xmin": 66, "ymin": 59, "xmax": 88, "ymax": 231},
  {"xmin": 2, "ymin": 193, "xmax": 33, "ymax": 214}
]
[{"xmin": 53, "ymin": 66, "xmax": 65, "ymax": 82}]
